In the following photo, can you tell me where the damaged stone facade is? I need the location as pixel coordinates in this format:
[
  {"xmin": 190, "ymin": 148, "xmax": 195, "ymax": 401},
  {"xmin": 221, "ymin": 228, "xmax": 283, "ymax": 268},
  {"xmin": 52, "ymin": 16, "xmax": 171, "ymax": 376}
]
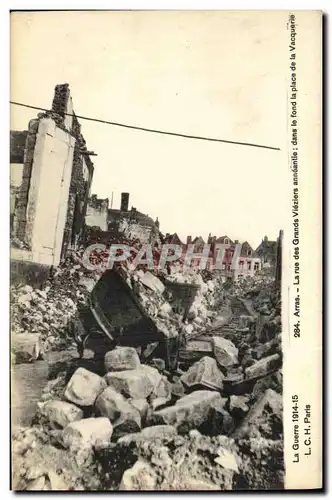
[
  {"xmin": 85, "ymin": 195, "xmax": 109, "ymax": 232},
  {"xmin": 10, "ymin": 131, "xmax": 28, "ymax": 232},
  {"xmin": 107, "ymin": 192, "xmax": 160, "ymax": 244},
  {"xmin": 255, "ymin": 236, "xmax": 278, "ymax": 269},
  {"xmin": 52, "ymin": 84, "xmax": 94, "ymax": 259},
  {"xmin": 236, "ymin": 241, "xmax": 261, "ymax": 279},
  {"xmin": 84, "ymin": 192, "xmax": 160, "ymax": 246},
  {"xmin": 11, "ymin": 84, "xmax": 94, "ymax": 267}
]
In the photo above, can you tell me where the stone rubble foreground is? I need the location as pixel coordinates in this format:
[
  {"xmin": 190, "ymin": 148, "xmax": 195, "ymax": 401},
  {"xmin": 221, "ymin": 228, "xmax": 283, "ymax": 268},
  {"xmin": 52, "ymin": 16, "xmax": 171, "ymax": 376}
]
[{"xmin": 11, "ymin": 250, "xmax": 283, "ymax": 491}]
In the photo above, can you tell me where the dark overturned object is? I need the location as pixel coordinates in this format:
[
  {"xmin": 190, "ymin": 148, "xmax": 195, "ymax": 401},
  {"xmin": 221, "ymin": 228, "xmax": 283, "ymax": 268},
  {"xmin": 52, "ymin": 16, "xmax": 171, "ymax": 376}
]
[{"xmin": 75, "ymin": 268, "xmax": 180, "ymax": 370}]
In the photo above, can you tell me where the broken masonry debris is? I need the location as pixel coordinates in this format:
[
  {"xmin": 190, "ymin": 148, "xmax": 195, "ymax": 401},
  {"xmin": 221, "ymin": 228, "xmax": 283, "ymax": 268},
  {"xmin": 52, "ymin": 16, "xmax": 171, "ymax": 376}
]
[{"xmin": 11, "ymin": 231, "xmax": 283, "ymax": 491}]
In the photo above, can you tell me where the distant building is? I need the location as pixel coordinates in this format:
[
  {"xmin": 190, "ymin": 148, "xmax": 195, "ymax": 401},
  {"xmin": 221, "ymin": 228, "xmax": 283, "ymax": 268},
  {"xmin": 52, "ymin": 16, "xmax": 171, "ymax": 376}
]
[
  {"xmin": 215, "ymin": 235, "xmax": 234, "ymax": 245},
  {"xmin": 165, "ymin": 233, "xmax": 183, "ymax": 245},
  {"xmin": 205, "ymin": 236, "xmax": 261, "ymax": 278},
  {"xmin": 191, "ymin": 236, "xmax": 206, "ymax": 252},
  {"xmin": 240, "ymin": 241, "xmax": 255, "ymax": 258},
  {"xmin": 85, "ymin": 195, "xmax": 109, "ymax": 231},
  {"xmin": 255, "ymin": 236, "xmax": 278, "ymax": 268},
  {"xmin": 236, "ymin": 241, "xmax": 261, "ymax": 278},
  {"xmin": 107, "ymin": 192, "xmax": 160, "ymax": 244}
]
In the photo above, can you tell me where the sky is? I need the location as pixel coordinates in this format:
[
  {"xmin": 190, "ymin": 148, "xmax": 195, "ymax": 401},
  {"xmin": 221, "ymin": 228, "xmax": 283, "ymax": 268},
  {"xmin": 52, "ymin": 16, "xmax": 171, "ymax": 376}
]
[{"xmin": 10, "ymin": 11, "xmax": 290, "ymax": 249}]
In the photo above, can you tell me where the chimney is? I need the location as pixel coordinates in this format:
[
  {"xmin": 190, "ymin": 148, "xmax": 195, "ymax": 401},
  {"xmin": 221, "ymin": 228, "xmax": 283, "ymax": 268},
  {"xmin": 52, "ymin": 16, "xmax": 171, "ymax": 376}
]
[
  {"xmin": 120, "ymin": 192, "xmax": 129, "ymax": 212},
  {"xmin": 234, "ymin": 239, "xmax": 239, "ymax": 244},
  {"xmin": 52, "ymin": 83, "xmax": 70, "ymax": 116},
  {"xmin": 187, "ymin": 236, "xmax": 192, "ymax": 245}
]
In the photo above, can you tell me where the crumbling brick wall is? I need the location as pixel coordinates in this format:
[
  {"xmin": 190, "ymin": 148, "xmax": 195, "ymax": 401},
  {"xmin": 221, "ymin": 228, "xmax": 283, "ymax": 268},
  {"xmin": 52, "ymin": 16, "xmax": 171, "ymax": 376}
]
[
  {"xmin": 14, "ymin": 119, "xmax": 39, "ymax": 243},
  {"xmin": 13, "ymin": 83, "xmax": 94, "ymax": 264},
  {"xmin": 52, "ymin": 83, "xmax": 71, "ymax": 119},
  {"xmin": 10, "ymin": 131, "xmax": 28, "ymax": 164},
  {"xmin": 51, "ymin": 86, "xmax": 94, "ymax": 258},
  {"xmin": 10, "ymin": 130, "xmax": 29, "ymax": 233},
  {"xmin": 61, "ymin": 139, "xmax": 93, "ymax": 258}
]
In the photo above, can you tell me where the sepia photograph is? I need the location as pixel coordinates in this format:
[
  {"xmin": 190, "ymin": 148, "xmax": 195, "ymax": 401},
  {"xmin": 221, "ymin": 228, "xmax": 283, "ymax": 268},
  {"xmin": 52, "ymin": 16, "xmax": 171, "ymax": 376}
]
[{"xmin": 10, "ymin": 10, "xmax": 321, "ymax": 491}]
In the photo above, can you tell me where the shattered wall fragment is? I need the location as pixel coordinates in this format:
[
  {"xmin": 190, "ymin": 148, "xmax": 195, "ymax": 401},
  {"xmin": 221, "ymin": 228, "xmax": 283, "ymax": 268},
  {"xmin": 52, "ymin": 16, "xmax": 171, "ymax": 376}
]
[{"xmin": 11, "ymin": 83, "xmax": 94, "ymax": 269}]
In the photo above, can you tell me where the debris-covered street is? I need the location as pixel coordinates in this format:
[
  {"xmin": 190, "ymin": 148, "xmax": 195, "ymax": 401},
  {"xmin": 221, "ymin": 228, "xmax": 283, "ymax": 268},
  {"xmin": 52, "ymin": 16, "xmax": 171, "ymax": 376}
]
[
  {"xmin": 11, "ymin": 243, "xmax": 283, "ymax": 491},
  {"xmin": 10, "ymin": 74, "xmax": 284, "ymax": 491},
  {"xmin": 9, "ymin": 9, "xmax": 324, "ymax": 492}
]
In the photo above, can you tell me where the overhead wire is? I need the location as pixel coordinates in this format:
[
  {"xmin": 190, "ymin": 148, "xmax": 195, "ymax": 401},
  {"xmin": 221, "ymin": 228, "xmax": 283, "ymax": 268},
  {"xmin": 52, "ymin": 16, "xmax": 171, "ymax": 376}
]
[{"xmin": 10, "ymin": 101, "xmax": 280, "ymax": 151}]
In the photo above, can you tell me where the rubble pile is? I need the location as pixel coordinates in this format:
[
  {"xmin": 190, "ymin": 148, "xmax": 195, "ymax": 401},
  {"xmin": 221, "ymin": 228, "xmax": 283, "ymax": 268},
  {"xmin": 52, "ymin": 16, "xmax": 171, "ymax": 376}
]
[
  {"xmin": 10, "ymin": 248, "xmax": 112, "ymax": 354},
  {"xmin": 230, "ymin": 272, "xmax": 276, "ymax": 301},
  {"xmin": 11, "ymin": 425, "xmax": 103, "ymax": 491},
  {"xmin": 11, "ymin": 283, "xmax": 78, "ymax": 354},
  {"xmin": 118, "ymin": 219, "xmax": 154, "ymax": 245},
  {"xmin": 12, "ymin": 240, "xmax": 284, "ymax": 490},
  {"xmin": 120, "ymin": 268, "xmax": 182, "ymax": 340},
  {"xmin": 124, "ymin": 266, "xmax": 224, "ymax": 342},
  {"xmin": 13, "ymin": 329, "xmax": 283, "ymax": 490},
  {"xmin": 10, "ymin": 245, "xmax": 223, "ymax": 357}
]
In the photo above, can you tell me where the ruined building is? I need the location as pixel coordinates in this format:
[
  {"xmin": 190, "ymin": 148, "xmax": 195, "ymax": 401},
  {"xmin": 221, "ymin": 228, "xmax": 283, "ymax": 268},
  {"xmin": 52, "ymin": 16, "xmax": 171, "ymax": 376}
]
[
  {"xmin": 255, "ymin": 236, "xmax": 278, "ymax": 269},
  {"xmin": 84, "ymin": 192, "xmax": 161, "ymax": 245},
  {"xmin": 108, "ymin": 192, "xmax": 159, "ymax": 241},
  {"xmin": 85, "ymin": 195, "xmax": 109, "ymax": 232},
  {"xmin": 236, "ymin": 240, "xmax": 261, "ymax": 278},
  {"xmin": 11, "ymin": 84, "xmax": 94, "ymax": 271}
]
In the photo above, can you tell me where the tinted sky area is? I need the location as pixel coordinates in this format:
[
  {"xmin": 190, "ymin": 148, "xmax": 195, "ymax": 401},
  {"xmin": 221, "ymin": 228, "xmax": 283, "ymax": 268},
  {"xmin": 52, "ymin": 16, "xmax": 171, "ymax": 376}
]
[{"xmin": 11, "ymin": 11, "xmax": 289, "ymax": 248}]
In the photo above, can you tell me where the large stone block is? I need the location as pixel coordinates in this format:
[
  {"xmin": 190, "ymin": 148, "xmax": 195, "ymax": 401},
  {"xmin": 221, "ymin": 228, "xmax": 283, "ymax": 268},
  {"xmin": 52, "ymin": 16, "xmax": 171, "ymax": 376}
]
[
  {"xmin": 104, "ymin": 347, "xmax": 141, "ymax": 373},
  {"xmin": 148, "ymin": 390, "xmax": 223, "ymax": 432},
  {"xmin": 95, "ymin": 386, "xmax": 127, "ymax": 421},
  {"xmin": 244, "ymin": 353, "xmax": 280, "ymax": 379},
  {"xmin": 139, "ymin": 271, "xmax": 165, "ymax": 294},
  {"xmin": 105, "ymin": 365, "xmax": 161, "ymax": 400},
  {"xmin": 211, "ymin": 337, "xmax": 238, "ymax": 369},
  {"xmin": 64, "ymin": 367, "xmax": 106, "ymax": 407},
  {"xmin": 140, "ymin": 364, "xmax": 163, "ymax": 387},
  {"xmin": 38, "ymin": 400, "xmax": 83, "ymax": 429},
  {"xmin": 62, "ymin": 417, "xmax": 113, "ymax": 465},
  {"xmin": 180, "ymin": 356, "xmax": 224, "ymax": 391},
  {"xmin": 95, "ymin": 386, "xmax": 141, "ymax": 436},
  {"xmin": 12, "ymin": 333, "xmax": 43, "ymax": 364}
]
